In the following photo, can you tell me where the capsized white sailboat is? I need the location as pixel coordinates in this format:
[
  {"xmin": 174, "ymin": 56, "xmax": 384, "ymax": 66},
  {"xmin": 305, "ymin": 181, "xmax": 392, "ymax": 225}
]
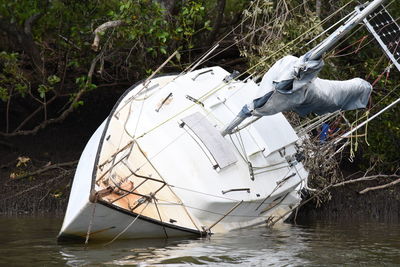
[
  {"xmin": 58, "ymin": 0, "xmax": 388, "ymax": 242},
  {"xmin": 58, "ymin": 67, "xmax": 307, "ymax": 241}
]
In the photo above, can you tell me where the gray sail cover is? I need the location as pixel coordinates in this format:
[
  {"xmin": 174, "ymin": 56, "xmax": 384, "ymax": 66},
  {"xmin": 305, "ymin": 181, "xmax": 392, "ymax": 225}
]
[{"xmin": 239, "ymin": 55, "xmax": 372, "ymax": 118}]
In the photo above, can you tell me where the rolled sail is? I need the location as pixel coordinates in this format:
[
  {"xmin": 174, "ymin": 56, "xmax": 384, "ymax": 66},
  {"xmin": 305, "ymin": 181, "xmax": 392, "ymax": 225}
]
[{"xmin": 239, "ymin": 55, "xmax": 372, "ymax": 118}]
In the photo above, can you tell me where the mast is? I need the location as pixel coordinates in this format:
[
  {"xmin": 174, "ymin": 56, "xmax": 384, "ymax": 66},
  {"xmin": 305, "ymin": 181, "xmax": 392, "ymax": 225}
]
[
  {"xmin": 221, "ymin": 0, "xmax": 387, "ymax": 136},
  {"xmin": 308, "ymin": 0, "xmax": 387, "ymax": 60}
]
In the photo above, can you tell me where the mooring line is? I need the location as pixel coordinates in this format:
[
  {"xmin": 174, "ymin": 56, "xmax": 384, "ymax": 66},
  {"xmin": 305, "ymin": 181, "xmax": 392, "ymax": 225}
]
[{"xmin": 103, "ymin": 201, "xmax": 150, "ymax": 246}]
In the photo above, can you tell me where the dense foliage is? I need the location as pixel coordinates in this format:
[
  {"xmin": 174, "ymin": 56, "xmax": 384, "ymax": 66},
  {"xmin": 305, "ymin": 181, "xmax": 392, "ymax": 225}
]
[{"xmin": 0, "ymin": 0, "xmax": 244, "ymax": 134}]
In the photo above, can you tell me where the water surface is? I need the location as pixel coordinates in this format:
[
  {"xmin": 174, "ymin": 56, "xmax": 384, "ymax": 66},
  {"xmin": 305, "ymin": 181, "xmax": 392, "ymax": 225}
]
[{"xmin": 0, "ymin": 216, "xmax": 399, "ymax": 266}]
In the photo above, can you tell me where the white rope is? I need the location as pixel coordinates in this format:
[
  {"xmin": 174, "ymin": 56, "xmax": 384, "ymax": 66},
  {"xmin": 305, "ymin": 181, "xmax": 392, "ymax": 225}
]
[
  {"xmin": 336, "ymin": 96, "xmax": 400, "ymax": 143},
  {"xmin": 296, "ymin": 112, "xmax": 340, "ymax": 137}
]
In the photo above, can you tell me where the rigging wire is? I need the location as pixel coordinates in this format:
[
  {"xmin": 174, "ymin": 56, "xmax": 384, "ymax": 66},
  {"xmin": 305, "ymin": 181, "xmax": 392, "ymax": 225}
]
[
  {"xmin": 155, "ymin": 196, "xmax": 299, "ymax": 218},
  {"xmin": 300, "ymin": 10, "xmax": 358, "ymax": 49},
  {"xmin": 123, "ymin": 0, "xmax": 362, "ymax": 141},
  {"xmin": 126, "ymin": 0, "xmax": 393, "ymax": 173},
  {"xmin": 203, "ymin": 0, "xmax": 357, "ymax": 68},
  {"xmin": 242, "ymin": 0, "xmax": 357, "ymax": 73},
  {"xmin": 100, "ymin": 0, "xmax": 399, "ymax": 199},
  {"xmin": 88, "ymin": 1, "xmax": 400, "ymax": 236},
  {"xmin": 295, "ymin": 0, "xmax": 398, "ymax": 142}
]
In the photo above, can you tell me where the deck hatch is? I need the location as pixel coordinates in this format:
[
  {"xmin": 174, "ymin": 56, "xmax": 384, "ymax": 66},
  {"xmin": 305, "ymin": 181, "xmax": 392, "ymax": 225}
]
[{"xmin": 180, "ymin": 112, "xmax": 237, "ymax": 169}]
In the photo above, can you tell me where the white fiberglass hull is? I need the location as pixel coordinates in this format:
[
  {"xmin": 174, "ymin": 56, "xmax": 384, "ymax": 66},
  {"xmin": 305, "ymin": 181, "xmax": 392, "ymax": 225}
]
[{"xmin": 58, "ymin": 67, "xmax": 308, "ymax": 242}]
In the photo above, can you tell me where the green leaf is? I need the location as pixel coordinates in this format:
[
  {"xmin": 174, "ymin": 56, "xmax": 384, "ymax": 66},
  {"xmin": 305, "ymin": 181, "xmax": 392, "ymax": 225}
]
[
  {"xmin": 37, "ymin": 84, "xmax": 50, "ymax": 98},
  {"xmin": 47, "ymin": 75, "xmax": 60, "ymax": 85},
  {"xmin": 0, "ymin": 87, "xmax": 9, "ymax": 102}
]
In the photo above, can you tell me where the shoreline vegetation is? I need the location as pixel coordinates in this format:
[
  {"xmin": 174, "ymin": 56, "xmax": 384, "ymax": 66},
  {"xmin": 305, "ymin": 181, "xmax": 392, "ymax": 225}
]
[{"xmin": 0, "ymin": 0, "xmax": 399, "ymax": 221}]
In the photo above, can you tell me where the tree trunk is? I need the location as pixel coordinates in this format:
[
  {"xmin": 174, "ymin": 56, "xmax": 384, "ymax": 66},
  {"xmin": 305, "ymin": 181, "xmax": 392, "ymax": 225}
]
[
  {"xmin": 0, "ymin": 14, "xmax": 44, "ymax": 76},
  {"xmin": 207, "ymin": 0, "xmax": 226, "ymax": 45}
]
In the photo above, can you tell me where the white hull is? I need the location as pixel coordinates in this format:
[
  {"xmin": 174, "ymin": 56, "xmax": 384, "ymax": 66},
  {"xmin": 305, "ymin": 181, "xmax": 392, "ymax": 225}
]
[{"xmin": 58, "ymin": 67, "xmax": 308, "ymax": 242}]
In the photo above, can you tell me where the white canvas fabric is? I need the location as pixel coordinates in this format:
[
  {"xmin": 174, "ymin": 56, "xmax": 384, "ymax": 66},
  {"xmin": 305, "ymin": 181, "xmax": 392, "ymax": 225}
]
[{"xmin": 240, "ymin": 55, "xmax": 372, "ymax": 117}]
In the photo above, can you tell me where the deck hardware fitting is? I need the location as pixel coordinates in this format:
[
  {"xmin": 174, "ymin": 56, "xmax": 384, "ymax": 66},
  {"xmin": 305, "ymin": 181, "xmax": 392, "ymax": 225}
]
[
  {"xmin": 192, "ymin": 69, "xmax": 214, "ymax": 81},
  {"xmin": 276, "ymin": 173, "xmax": 296, "ymax": 186},
  {"xmin": 278, "ymin": 147, "xmax": 286, "ymax": 157},
  {"xmin": 155, "ymin": 92, "xmax": 173, "ymax": 112},
  {"xmin": 248, "ymin": 162, "xmax": 255, "ymax": 181},
  {"xmin": 222, "ymin": 188, "xmax": 250, "ymax": 194},
  {"xmin": 223, "ymin": 70, "xmax": 240, "ymax": 83},
  {"xmin": 186, "ymin": 95, "xmax": 204, "ymax": 106}
]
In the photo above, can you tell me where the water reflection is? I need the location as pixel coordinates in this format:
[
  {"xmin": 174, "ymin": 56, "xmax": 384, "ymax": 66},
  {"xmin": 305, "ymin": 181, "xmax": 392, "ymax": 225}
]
[
  {"xmin": 0, "ymin": 216, "xmax": 399, "ymax": 266},
  {"xmin": 59, "ymin": 224, "xmax": 310, "ymax": 266}
]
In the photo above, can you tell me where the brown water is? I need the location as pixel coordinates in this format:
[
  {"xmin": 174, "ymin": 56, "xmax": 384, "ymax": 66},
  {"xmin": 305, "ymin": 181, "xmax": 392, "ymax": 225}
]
[{"xmin": 0, "ymin": 216, "xmax": 399, "ymax": 266}]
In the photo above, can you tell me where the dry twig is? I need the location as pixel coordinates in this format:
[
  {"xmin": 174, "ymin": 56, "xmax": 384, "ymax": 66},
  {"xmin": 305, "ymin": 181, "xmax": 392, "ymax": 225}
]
[
  {"xmin": 1, "ymin": 170, "xmax": 72, "ymax": 202},
  {"xmin": 8, "ymin": 160, "xmax": 78, "ymax": 182}
]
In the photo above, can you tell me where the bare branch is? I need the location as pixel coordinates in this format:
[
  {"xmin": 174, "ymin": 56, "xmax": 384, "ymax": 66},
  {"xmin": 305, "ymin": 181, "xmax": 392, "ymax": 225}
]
[
  {"xmin": 24, "ymin": 13, "xmax": 42, "ymax": 36},
  {"xmin": 0, "ymin": 87, "xmax": 86, "ymax": 137},
  {"xmin": 7, "ymin": 160, "xmax": 78, "ymax": 182},
  {"xmin": 331, "ymin": 174, "xmax": 399, "ymax": 188},
  {"xmin": 1, "ymin": 170, "xmax": 73, "ymax": 202},
  {"xmin": 87, "ymin": 52, "xmax": 103, "ymax": 82},
  {"xmin": 359, "ymin": 177, "xmax": 400, "ymax": 194},
  {"xmin": 13, "ymin": 95, "xmax": 58, "ymax": 132},
  {"xmin": 92, "ymin": 20, "xmax": 126, "ymax": 51},
  {"xmin": 268, "ymin": 174, "xmax": 399, "ymax": 227}
]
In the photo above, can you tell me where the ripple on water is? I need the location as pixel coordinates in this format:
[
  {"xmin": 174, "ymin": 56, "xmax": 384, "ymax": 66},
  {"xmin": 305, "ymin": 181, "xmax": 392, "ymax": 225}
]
[{"xmin": 0, "ymin": 217, "xmax": 399, "ymax": 266}]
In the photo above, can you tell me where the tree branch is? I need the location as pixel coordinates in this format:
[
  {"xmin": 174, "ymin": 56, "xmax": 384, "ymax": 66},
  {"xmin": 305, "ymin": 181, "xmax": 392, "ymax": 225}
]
[
  {"xmin": 359, "ymin": 177, "xmax": 400, "ymax": 194},
  {"xmin": 92, "ymin": 20, "xmax": 126, "ymax": 51},
  {"xmin": 268, "ymin": 174, "xmax": 399, "ymax": 227},
  {"xmin": 13, "ymin": 95, "xmax": 57, "ymax": 132},
  {"xmin": 7, "ymin": 160, "xmax": 78, "ymax": 182},
  {"xmin": 24, "ymin": 13, "xmax": 42, "ymax": 36},
  {"xmin": 330, "ymin": 174, "xmax": 399, "ymax": 188},
  {"xmin": 0, "ymin": 87, "xmax": 86, "ymax": 136},
  {"xmin": 1, "ymin": 170, "xmax": 72, "ymax": 202}
]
